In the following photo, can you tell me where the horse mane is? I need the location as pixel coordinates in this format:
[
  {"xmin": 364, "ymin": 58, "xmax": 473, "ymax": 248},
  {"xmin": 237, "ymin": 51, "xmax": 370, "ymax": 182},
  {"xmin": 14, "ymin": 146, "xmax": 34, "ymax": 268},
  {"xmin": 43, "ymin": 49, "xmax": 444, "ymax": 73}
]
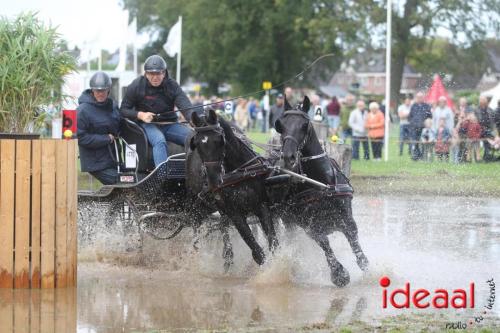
[{"xmin": 218, "ymin": 117, "xmax": 258, "ymax": 170}]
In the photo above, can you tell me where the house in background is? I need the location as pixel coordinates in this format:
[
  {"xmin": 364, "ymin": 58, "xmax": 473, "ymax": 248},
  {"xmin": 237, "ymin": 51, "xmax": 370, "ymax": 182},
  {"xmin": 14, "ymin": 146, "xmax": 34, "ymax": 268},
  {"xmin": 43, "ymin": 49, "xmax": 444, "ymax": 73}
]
[
  {"xmin": 321, "ymin": 51, "xmax": 422, "ymax": 97},
  {"xmin": 476, "ymin": 47, "xmax": 500, "ymax": 92}
]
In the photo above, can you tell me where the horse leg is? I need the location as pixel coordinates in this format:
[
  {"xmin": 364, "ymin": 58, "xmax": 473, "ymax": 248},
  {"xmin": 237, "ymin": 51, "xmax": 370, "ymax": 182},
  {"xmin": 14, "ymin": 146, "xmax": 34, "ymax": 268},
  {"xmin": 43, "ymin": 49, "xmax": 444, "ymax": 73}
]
[
  {"xmin": 341, "ymin": 200, "xmax": 369, "ymax": 271},
  {"xmin": 308, "ymin": 231, "xmax": 350, "ymax": 287},
  {"xmin": 220, "ymin": 216, "xmax": 234, "ymax": 272},
  {"xmin": 230, "ymin": 214, "xmax": 266, "ymax": 265},
  {"xmin": 256, "ymin": 204, "xmax": 279, "ymax": 253}
]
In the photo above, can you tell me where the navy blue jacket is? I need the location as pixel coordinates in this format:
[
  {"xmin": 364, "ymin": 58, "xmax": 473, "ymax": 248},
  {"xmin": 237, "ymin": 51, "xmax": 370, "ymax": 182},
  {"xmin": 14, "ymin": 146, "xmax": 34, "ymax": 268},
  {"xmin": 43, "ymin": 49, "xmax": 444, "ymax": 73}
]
[
  {"xmin": 77, "ymin": 90, "xmax": 121, "ymax": 172},
  {"xmin": 409, "ymin": 102, "xmax": 432, "ymax": 129}
]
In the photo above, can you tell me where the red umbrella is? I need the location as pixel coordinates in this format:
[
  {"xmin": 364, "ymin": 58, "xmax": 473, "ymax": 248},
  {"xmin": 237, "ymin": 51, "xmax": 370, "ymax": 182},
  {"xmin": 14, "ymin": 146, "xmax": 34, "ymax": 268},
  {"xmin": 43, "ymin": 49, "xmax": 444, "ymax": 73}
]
[{"xmin": 425, "ymin": 75, "xmax": 454, "ymax": 109}]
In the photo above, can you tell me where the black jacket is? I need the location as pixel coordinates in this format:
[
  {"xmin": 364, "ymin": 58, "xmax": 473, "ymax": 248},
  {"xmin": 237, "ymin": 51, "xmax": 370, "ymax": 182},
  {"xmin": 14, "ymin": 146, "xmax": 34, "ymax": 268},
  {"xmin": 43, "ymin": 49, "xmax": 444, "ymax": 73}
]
[
  {"xmin": 474, "ymin": 106, "xmax": 494, "ymax": 137},
  {"xmin": 409, "ymin": 102, "xmax": 432, "ymax": 128},
  {"xmin": 495, "ymin": 107, "xmax": 500, "ymax": 132},
  {"xmin": 120, "ymin": 76, "xmax": 197, "ymax": 122},
  {"xmin": 77, "ymin": 90, "xmax": 121, "ymax": 172},
  {"xmin": 269, "ymin": 104, "xmax": 284, "ymax": 129}
]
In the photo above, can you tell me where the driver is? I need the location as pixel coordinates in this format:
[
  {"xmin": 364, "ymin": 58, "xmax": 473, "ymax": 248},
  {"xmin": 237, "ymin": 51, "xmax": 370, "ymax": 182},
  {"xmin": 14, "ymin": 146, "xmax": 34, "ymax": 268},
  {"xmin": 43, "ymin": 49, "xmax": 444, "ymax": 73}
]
[
  {"xmin": 77, "ymin": 71, "xmax": 122, "ymax": 185},
  {"xmin": 120, "ymin": 55, "xmax": 200, "ymax": 166}
]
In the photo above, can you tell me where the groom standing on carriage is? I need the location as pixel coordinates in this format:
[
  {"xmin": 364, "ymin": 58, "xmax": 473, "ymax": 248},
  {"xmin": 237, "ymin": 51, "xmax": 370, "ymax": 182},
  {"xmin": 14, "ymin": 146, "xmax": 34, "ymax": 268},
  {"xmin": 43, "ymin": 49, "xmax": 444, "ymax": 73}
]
[{"xmin": 120, "ymin": 55, "xmax": 201, "ymax": 166}]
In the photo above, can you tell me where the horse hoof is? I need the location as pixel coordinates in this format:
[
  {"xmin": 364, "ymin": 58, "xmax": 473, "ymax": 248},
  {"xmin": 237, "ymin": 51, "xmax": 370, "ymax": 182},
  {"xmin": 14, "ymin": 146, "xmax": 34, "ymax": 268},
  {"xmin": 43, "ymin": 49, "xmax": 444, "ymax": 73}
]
[
  {"xmin": 269, "ymin": 238, "xmax": 279, "ymax": 253},
  {"xmin": 252, "ymin": 249, "xmax": 266, "ymax": 265},
  {"xmin": 331, "ymin": 264, "xmax": 350, "ymax": 287},
  {"xmin": 357, "ymin": 254, "xmax": 369, "ymax": 271}
]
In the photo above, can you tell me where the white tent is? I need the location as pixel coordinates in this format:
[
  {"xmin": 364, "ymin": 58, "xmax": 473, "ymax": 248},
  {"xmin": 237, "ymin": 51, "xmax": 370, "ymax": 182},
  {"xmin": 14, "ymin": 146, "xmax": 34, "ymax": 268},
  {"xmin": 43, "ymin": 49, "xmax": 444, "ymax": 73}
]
[{"xmin": 482, "ymin": 82, "xmax": 500, "ymax": 109}]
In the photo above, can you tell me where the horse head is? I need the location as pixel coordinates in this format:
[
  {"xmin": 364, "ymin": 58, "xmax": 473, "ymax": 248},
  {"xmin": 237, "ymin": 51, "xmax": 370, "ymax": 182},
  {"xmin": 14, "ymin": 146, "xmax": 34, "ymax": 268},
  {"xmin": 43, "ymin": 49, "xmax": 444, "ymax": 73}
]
[
  {"xmin": 190, "ymin": 109, "xmax": 226, "ymax": 192},
  {"xmin": 275, "ymin": 95, "xmax": 311, "ymax": 170}
]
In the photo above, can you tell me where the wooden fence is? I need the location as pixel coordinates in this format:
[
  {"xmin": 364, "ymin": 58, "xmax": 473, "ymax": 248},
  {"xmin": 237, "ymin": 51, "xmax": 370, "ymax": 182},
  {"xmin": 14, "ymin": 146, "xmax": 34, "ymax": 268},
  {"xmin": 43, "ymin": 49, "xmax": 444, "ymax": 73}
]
[{"xmin": 0, "ymin": 139, "xmax": 77, "ymax": 289}]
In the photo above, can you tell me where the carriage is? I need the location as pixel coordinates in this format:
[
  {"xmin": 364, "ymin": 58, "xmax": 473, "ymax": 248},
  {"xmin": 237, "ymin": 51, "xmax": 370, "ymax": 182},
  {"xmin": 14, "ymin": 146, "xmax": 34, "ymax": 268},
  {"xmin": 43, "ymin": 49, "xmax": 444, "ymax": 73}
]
[
  {"xmin": 77, "ymin": 116, "xmax": 354, "ymax": 242},
  {"xmin": 77, "ymin": 99, "xmax": 367, "ymax": 287},
  {"xmin": 77, "ymin": 119, "xmax": 200, "ymax": 241}
]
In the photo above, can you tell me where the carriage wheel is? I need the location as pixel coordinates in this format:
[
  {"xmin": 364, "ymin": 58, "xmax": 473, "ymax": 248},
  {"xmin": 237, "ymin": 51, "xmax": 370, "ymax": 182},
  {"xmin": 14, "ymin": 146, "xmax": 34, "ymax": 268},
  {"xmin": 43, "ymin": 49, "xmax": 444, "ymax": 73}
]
[{"xmin": 138, "ymin": 212, "xmax": 184, "ymax": 240}]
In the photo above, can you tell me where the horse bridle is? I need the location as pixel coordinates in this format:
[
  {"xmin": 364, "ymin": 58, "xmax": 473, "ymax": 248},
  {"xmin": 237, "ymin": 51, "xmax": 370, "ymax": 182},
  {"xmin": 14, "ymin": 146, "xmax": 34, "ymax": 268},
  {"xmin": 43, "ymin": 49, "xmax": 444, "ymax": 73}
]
[
  {"xmin": 280, "ymin": 109, "xmax": 327, "ymax": 169},
  {"xmin": 194, "ymin": 124, "xmax": 226, "ymax": 175},
  {"xmin": 280, "ymin": 110, "xmax": 312, "ymax": 166}
]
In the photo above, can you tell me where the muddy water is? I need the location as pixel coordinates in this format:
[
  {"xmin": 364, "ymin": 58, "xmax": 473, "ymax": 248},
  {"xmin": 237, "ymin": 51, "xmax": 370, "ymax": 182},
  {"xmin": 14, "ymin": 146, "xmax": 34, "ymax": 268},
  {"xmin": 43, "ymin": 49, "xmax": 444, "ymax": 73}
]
[{"xmin": 3, "ymin": 195, "xmax": 500, "ymax": 332}]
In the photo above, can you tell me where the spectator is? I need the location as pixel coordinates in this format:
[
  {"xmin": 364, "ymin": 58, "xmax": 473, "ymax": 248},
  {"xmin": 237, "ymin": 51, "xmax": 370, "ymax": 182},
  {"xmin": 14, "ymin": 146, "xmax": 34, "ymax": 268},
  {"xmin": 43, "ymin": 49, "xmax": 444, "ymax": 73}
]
[
  {"xmin": 475, "ymin": 96, "xmax": 495, "ymax": 161},
  {"xmin": 365, "ymin": 102, "xmax": 385, "ymax": 161},
  {"xmin": 398, "ymin": 96, "xmax": 412, "ymax": 156},
  {"xmin": 420, "ymin": 118, "xmax": 436, "ymax": 162},
  {"xmin": 326, "ymin": 96, "xmax": 341, "ymax": 135},
  {"xmin": 454, "ymin": 110, "xmax": 468, "ymax": 163},
  {"xmin": 461, "ymin": 112, "xmax": 483, "ymax": 162},
  {"xmin": 435, "ymin": 117, "xmax": 452, "ymax": 162},
  {"xmin": 269, "ymin": 94, "xmax": 285, "ymax": 131},
  {"xmin": 495, "ymin": 100, "xmax": 500, "ymax": 131},
  {"xmin": 433, "ymin": 96, "xmax": 454, "ymax": 133},
  {"xmin": 234, "ymin": 98, "xmax": 249, "ymax": 131},
  {"xmin": 340, "ymin": 94, "xmax": 355, "ymax": 140},
  {"xmin": 349, "ymin": 100, "xmax": 369, "ymax": 160},
  {"xmin": 247, "ymin": 97, "xmax": 257, "ymax": 130},
  {"xmin": 285, "ymin": 87, "xmax": 294, "ymax": 105},
  {"xmin": 457, "ymin": 97, "xmax": 473, "ymax": 114},
  {"xmin": 409, "ymin": 91, "xmax": 432, "ymax": 160},
  {"xmin": 308, "ymin": 94, "xmax": 323, "ymax": 121}
]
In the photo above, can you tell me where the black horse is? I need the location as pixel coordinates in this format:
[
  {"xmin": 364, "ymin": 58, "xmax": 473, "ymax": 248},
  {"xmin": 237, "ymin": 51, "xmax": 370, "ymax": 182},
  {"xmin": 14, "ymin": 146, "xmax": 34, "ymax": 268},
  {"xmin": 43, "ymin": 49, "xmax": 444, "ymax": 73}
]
[
  {"xmin": 274, "ymin": 95, "xmax": 369, "ymax": 287},
  {"xmin": 189, "ymin": 110, "xmax": 278, "ymax": 266}
]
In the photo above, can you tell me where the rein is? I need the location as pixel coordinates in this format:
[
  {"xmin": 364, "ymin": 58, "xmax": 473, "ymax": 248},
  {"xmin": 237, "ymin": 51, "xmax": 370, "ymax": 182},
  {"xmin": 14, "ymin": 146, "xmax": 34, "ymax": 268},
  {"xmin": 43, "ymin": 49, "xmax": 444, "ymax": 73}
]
[
  {"xmin": 161, "ymin": 54, "xmax": 337, "ymax": 116},
  {"xmin": 194, "ymin": 123, "xmax": 270, "ymax": 194}
]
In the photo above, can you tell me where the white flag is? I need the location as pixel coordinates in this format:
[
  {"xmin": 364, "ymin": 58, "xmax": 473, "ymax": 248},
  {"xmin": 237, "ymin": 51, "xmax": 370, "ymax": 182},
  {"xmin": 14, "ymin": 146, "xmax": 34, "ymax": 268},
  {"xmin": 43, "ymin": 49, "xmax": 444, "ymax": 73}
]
[
  {"xmin": 163, "ymin": 18, "xmax": 181, "ymax": 57},
  {"xmin": 116, "ymin": 12, "xmax": 137, "ymax": 72},
  {"xmin": 128, "ymin": 17, "xmax": 137, "ymax": 42},
  {"xmin": 78, "ymin": 39, "xmax": 101, "ymax": 65}
]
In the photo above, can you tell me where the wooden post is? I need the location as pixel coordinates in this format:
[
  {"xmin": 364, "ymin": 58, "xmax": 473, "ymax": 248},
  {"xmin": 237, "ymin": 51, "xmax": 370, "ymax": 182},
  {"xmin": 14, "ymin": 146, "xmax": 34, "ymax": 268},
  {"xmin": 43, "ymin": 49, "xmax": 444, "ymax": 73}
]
[
  {"xmin": 312, "ymin": 122, "xmax": 329, "ymax": 143},
  {"xmin": 325, "ymin": 142, "xmax": 353, "ymax": 177},
  {"xmin": 55, "ymin": 143, "xmax": 68, "ymax": 288},
  {"xmin": 31, "ymin": 141, "xmax": 42, "ymax": 289},
  {"xmin": 0, "ymin": 140, "xmax": 15, "ymax": 288},
  {"xmin": 15, "ymin": 140, "xmax": 31, "ymax": 288},
  {"xmin": 41, "ymin": 140, "xmax": 56, "ymax": 289},
  {"xmin": 0, "ymin": 139, "xmax": 77, "ymax": 289}
]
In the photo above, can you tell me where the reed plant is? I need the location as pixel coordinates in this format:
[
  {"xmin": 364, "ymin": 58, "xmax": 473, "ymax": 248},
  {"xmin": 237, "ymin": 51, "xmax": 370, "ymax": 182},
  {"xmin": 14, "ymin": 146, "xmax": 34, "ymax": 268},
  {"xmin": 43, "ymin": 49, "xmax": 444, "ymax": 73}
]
[{"xmin": 0, "ymin": 12, "xmax": 76, "ymax": 133}]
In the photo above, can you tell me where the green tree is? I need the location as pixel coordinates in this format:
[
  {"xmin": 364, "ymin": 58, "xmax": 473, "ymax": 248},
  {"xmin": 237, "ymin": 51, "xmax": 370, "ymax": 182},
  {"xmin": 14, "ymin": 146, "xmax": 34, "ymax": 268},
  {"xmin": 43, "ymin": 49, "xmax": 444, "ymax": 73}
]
[
  {"xmin": 361, "ymin": 0, "xmax": 500, "ymax": 105},
  {"xmin": 123, "ymin": 0, "xmax": 364, "ymax": 94}
]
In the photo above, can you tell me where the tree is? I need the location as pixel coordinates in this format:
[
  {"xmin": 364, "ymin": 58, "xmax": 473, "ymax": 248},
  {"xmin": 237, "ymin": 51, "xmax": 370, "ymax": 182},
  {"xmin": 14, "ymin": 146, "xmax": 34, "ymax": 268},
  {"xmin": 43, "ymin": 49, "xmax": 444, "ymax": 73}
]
[
  {"xmin": 361, "ymin": 0, "xmax": 500, "ymax": 105},
  {"xmin": 123, "ymin": 0, "xmax": 364, "ymax": 94}
]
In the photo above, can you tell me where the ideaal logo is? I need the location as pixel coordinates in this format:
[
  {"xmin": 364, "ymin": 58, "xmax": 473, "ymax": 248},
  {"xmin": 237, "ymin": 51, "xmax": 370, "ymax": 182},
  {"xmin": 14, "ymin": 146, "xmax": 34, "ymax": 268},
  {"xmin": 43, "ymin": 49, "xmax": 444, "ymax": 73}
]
[
  {"xmin": 379, "ymin": 276, "xmax": 475, "ymax": 309},
  {"xmin": 379, "ymin": 276, "xmax": 496, "ymax": 330}
]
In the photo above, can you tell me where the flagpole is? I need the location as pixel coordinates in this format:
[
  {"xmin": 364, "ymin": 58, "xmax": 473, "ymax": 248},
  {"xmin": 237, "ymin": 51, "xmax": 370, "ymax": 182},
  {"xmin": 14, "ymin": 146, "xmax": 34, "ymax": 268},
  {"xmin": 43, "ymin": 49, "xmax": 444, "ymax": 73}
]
[
  {"xmin": 384, "ymin": 0, "xmax": 392, "ymax": 162},
  {"xmin": 176, "ymin": 16, "xmax": 182, "ymax": 83},
  {"xmin": 133, "ymin": 17, "xmax": 138, "ymax": 74}
]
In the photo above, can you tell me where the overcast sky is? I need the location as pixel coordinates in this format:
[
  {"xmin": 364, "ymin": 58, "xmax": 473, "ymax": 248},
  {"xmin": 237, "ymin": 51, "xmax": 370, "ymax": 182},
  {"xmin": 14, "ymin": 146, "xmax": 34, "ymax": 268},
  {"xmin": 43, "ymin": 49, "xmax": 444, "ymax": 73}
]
[{"xmin": 1, "ymin": 0, "xmax": 148, "ymax": 51}]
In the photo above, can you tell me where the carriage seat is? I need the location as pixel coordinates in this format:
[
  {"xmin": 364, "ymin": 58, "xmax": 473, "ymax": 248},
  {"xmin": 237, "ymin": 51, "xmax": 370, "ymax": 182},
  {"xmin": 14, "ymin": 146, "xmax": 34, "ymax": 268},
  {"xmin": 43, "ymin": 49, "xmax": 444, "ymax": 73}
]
[{"xmin": 120, "ymin": 119, "xmax": 185, "ymax": 174}]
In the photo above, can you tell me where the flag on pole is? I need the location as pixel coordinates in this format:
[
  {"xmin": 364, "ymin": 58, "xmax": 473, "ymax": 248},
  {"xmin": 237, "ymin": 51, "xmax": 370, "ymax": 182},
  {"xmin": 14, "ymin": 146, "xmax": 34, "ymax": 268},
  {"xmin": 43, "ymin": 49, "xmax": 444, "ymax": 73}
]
[
  {"xmin": 163, "ymin": 18, "xmax": 181, "ymax": 57},
  {"xmin": 116, "ymin": 11, "xmax": 137, "ymax": 72}
]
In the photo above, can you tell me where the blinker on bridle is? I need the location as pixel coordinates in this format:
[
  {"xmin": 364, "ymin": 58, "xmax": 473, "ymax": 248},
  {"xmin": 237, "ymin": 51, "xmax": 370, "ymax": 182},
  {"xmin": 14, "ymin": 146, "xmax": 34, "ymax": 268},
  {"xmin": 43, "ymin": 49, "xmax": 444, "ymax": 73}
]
[
  {"xmin": 194, "ymin": 124, "xmax": 226, "ymax": 167},
  {"xmin": 281, "ymin": 109, "xmax": 312, "ymax": 154}
]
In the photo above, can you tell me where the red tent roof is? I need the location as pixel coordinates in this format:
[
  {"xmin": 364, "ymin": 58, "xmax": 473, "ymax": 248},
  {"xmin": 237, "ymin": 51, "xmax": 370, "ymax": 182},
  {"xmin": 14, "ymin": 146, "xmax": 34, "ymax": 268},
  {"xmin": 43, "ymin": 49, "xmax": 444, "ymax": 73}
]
[{"xmin": 425, "ymin": 75, "xmax": 454, "ymax": 108}]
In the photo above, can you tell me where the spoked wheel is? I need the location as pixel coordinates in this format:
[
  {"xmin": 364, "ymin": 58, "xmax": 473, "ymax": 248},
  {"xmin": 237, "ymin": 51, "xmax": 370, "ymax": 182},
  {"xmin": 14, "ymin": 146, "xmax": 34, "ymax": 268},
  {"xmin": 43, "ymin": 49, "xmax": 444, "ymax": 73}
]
[{"xmin": 138, "ymin": 212, "xmax": 185, "ymax": 240}]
